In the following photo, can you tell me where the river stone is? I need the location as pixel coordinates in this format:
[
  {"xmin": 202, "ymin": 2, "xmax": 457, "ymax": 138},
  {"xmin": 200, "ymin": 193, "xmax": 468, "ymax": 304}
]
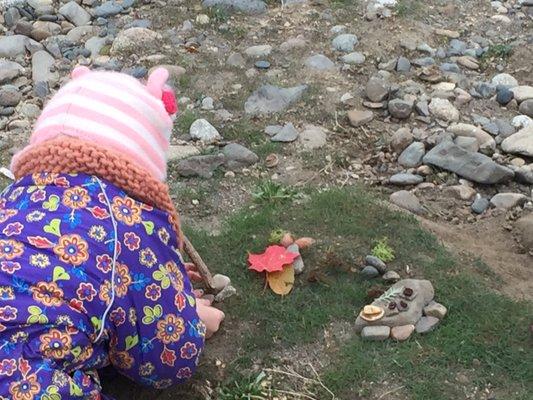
[
  {"xmin": 490, "ymin": 193, "xmax": 528, "ymax": 209},
  {"xmin": 496, "ymin": 87, "xmax": 514, "ymax": 105},
  {"xmin": 518, "ymin": 100, "xmax": 533, "ymax": 118},
  {"xmin": 355, "ymin": 279, "xmax": 435, "ymax": 333},
  {"xmin": 415, "ymin": 316, "xmax": 440, "ymax": 334},
  {"xmin": 347, "ymin": 109, "xmax": 373, "ymax": 127},
  {"xmin": 455, "ymin": 136, "xmax": 479, "ymax": 152},
  {"xmin": 510, "ymin": 86, "xmax": 533, "ymax": 103},
  {"xmin": 111, "ymin": 28, "xmax": 162, "ymax": 55},
  {"xmin": 388, "ymin": 99, "xmax": 413, "ymax": 119},
  {"xmin": 340, "ymin": 52, "xmax": 365, "ymax": 64},
  {"xmin": 332, "ymin": 34, "xmax": 358, "ymax": 52},
  {"xmin": 491, "ymin": 73, "xmax": 518, "ymax": 88},
  {"xmin": 423, "ymin": 141, "xmax": 514, "ymax": 184},
  {"xmin": 212, "ymin": 274, "xmax": 231, "ymax": 292},
  {"xmin": 398, "ymin": 142, "xmax": 425, "ymax": 167},
  {"xmin": 94, "ymin": 1, "xmax": 124, "ymax": 17},
  {"xmin": 190, "ymin": 119, "xmax": 222, "ymax": 143},
  {"xmin": 390, "ymin": 324, "xmax": 415, "ymax": 341},
  {"xmin": 202, "ymin": 0, "xmax": 267, "ymax": 14},
  {"xmin": 501, "ymin": 125, "xmax": 533, "ymax": 157},
  {"xmin": 429, "ymin": 98, "xmax": 459, "ymax": 122},
  {"xmin": 448, "ymin": 123, "xmax": 496, "ymax": 153},
  {"xmin": 244, "ymin": 45, "xmax": 272, "ymax": 58},
  {"xmin": 59, "ymin": 1, "xmax": 91, "ymax": 26},
  {"xmin": 32, "ymin": 50, "xmax": 56, "ymax": 84},
  {"xmin": 223, "ymin": 143, "xmax": 259, "ymax": 170},
  {"xmin": 382, "ymin": 270, "xmax": 401, "ymax": 283},
  {"xmin": 271, "ymin": 122, "xmax": 299, "ymax": 142},
  {"xmin": 516, "ymin": 164, "xmax": 533, "ymax": 184},
  {"xmin": 445, "ymin": 184, "xmax": 476, "ymax": 201},
  {"xmin": 0, "ymin": 35, "xmax": 28, "ymax": 58},
  {"xmin": 361, "ymin": 326, "xmax": 390, "ymax": 341},
  {"xmin": 0, "ymin": 60, "xmax": 24, "ymax": 83},
  {"xmin": 361, "ymin": 266, "xmax": 380, "ymax": 279},
  {"xmin": 366, "ymin": 77, "xmax": 389, "ymax": 102},
  {"xmin": 0, "ymin": 86, "xmax": 22, "ymax": 107},
  {"xmin": 515, "ymin": 213, "xmax": 533, "ymax": 251},
  {"xmin": 390, "ymin": 127, "xmax": 413, "ymax": 152},
  {"xmin": 245, "ymin": 84, "xmax": 308, "ymax": 115},
  {"xmin": 396, "ymin": 56, "xmax": 411, "ymax": 72},
  {"xmin": 85, "ymin": 36, "xmax": 106, "ymax": 58},
  {"xmin": 167, "ymin": 145, "xmax": 200, "ymax": 162},
  {"xmin": 390, "ymin": 173, "xmax": 423, "ymax": 186},
  {"xmin": 176, "ymin": 154, "xmax": 225, "ymax": 178},
  {"xmin": 365, "ymin": 255, "xmax": 387, "ymax": 273},
  {"xmin": 304, "ymin": 54, "xmax": 335, "ymax": 70},
  {"xmin": 298, "ymin": 125, "xmax": 327, "ymax": 150},
  {"xmin": 423, "ymin": 301, "xmax": 447, "ymax": 319},
  {"xmin": 389, "ymin": 190, "xmax": 423, "ymax": 214}
]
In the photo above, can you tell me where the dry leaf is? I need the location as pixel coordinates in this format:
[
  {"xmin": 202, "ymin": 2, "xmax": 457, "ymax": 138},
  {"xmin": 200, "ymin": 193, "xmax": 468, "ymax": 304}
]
[
  {"xmin": 267, "ymin": 265, "xmax": 295, "ymax": 296},
  {"xmin": 294, "ymin": 237, "xmax": 316, "ymax": 249},
  {"xmin": 265, "ymin": 153, "xmax": 279, "ymax": 168}
]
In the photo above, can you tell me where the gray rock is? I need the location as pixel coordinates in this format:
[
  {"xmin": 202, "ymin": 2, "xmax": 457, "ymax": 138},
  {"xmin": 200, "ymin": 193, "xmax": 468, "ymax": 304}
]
[
  {"xmin": 501, "ymin": 126, "xmax": 533, "ymax": 157},
  {"xmin": 361, "ymin": 266, "xmax": 380, "ymax": 279},
  {"xmin": 389, "ymin": 190, "xmax": 423, "ymax": 214},
  {"xmin": 365, "ymin": 255, "xmax": 387, "ymax": 274},
  {"xmin": 492, "ymin": 73, "xmax": 518, "ymax": 88},
  {"xmin": 519, "ymin": 100, "xmax": 533, "ymax": 118},
  {"xmin": 429, "ymin": 98, "xmax": 459, "ymax": 122},
  {"xmin": 298, "ymin": 124, "xmax": 327, "ymax": 150},
  {"xmin": 390, "ymin": 324, "xmax": 415, "ymax": 341},
  {"xmin": 483, "ymin": 122, "xmax": 500, "ymax": 136},
  {"xmin": 31, "ymin": 50, "xmax": 56, "ymax": 84},
  {"xmin": 226, "ymin": 52, "xmax": 245, "ymax": 67},
  {"xmin": 423, "ymin": 141, "xmax": 514, "ymax": 184},
  {"xmin": 388, "ymin": 99, "xmax": 413, "ymax": 119},
  {"xmin": 366, "ymin": 77, "xmax": 389, "ymax": 102},
  {"xmin": 389, "ymin": 173, "xmax": 424, "ymax": 186},
  {"xmin": 223, "ymin": 143, "xmax": 259, "ymax": 170},
  {"xmin": 448, "ymin": 123, "xmax": 495, "ymax": 153},
  {"xmin": 415, "ymin": 316, "xmax": 440, "ymax": 334},
  {"xmin": 398, "ymin": 142, "xmax": 425, "ymax": 167},
  {"xmin": 202, "ymin": 0, "xmax": 267, "ymax": 14},
  {"xmin": 455, "ymin": 136, "xmax": 479, "ymax": 152},
  {"xmin": 516, "ymin": 164, "xmax": 533, "ymax": 184},
  {"xmin": 212, "ymin": 274, "xmax": 231, "ymax": 292},
  {"xmin": 255, "ymin": 60, "xmax": 270, "ymax": 69},
  {"xmin": 244, "ymin": 45, "xmax": 272, "ymax": 58},
  {"xmin": 0, "ymin": 86, "xmax": 22, "ymax": 107},
  {"xmin": 340, "ymin": 52, "xmax": 365, "ymax": 64},
  {"xmin": 214, "ymin": 284, "xmax": 237, "ymax": 302},
  {"xmin": 396, "ymin": 56, "xmax": 411, "ymax": 72},
  {"xmin": 34, "ymin": 81, "xmax": 49, "ymax": 98},
  {"xmin": 382, "ymin": 270, "xmax": 401, "ymax": 283},
  {"xmin": 496, "ymin": 87, "xmax": 514, "ymax": 105},
  {"xmin": 423, "ymin": 301, "xmax": 447, "ymax": 319},
  {"xmin": 265, "ymin": 125, "xmax": 282, "ymax": 137},
  {"xmin": 490, "ymin": 193, "xmax": 528, "ymax": 209},
  {"xmin": 471, "ymin": 196, "xmax": 489, "ymax": 214},
  {"xmin": 287, "ymin": 244, "xmax": 305, "ymax": 274},
  {"xmin": 85, "ymin": 36, "xmax": 106, "ymax": 58},
  {"xmin": 332, "ymin": 34, "xmax": 358, "ymax": 52},
  {"xmin": 0, "ymin": 60, "xmax": 24, "ymax": 84},
  {"xmin": 4, "ymin": 7, "xmax": 21, "ymax": 27},
  {"xmin": 390, "ymin": 128, "xmax": 413, "ymax": 152},
  {"xmin": 94, "ymin": 1, "xmax": 124, "ymax": 17},
  {"xmin": 412, "ymin": 57, "xmax": 435, "ymax": 67},
  {"xmin": 515, "ymin": 213, "xmax": 533, "ymax": 251},
  {"xmin": 495, "ymin": 120, "xmax": 515, "ymax": 138},
  {"xmin": 0, "ymin": 35, "xmax": 28, "ymax": 58},
  {"xmin": 177, "ymin": 154, "xmax": 226, "ymax": 178},
  {"xmin": 167, "ymin": 145, "xmax": 200, "ymax": 162},
  {"xmin": 201, "ymin": 97, "xmax": 214, "ymax": 110},
  {"xmin": 189, "ymin": 119, "xmax": 222, "ymax": 143},
  {"xmin": 59, "ymin": 1, "xmax": 92, "ymax": 26},
  {"xmin": 245, "ymin": 84, "xmax": 308, "ymax": 115},
  {"xmin": 110, "ymin": 28, "xmax": 162, "ymax": 55},
  {"xmin": 304, "ymin": 54, "xmax": 335, "ymax": 70},
  {"xmin": 347, "ymin": 109, "xmax": 373, "ymax": 127},
  {"xmin": 440, "ymin": 63, "xmax": 461, "ymax": 73},
  {"xmin": 448, "ymin": 39, "xmax": 467, "ymax": 56},
  {"xmin": 510, "ymin": 86, "xmax": 533, "ymax": 103},
  {"xmin": 271, "ymin": 122, "xmax": 299, "ymax": 142},
  {"xmin": 361, "ymin": 326, "xmax": 390, "ymax": 341}
]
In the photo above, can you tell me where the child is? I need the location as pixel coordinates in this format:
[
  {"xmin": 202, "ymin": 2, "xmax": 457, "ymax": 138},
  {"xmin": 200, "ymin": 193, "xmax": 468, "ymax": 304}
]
[{"xmin": 0, "ymin": 66, "xmax": 225, "ymax": 399}]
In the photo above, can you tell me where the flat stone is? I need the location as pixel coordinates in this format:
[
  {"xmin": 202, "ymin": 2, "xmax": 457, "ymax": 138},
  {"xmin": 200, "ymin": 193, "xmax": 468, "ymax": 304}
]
[
  {"xmin": 347, "ymin": 109, "xmax": 373, "ymax": 127},
  {"xmin": 448, "ymin": 123, "xmax": 496, "ymax": 153},
  {"xmin": 510, "ymin": 86, "xmax": 533, "ymax": 103},
  {"xmin": 519, "ymin": 100, "xmax": 533, "ymax": 118},
  {"xmin": 94, "ymin": 1, "xmax": 124, "ymax": 17},
  {"xmin": 390, "ymin": 324, "xmax": 415, "ymax": 341},
  {"xmin": 365, "ymin": 255, "xmax": 387, "ymax": 273},
  {"xmin": 390, "ymin": 127, "xmax": 413, "ymax": 152},
  {"xmin": 212, "ymin": 274, "xmax": 231, "ymax": 292},
  {"xmin": 305, "ymin": 54, "xmax": 335, "ymax": 70},
  {"xmin": 398, "ymin": 142, "xmax": 425, "ymax": 168},
  {"xmin": 390, "ymin": 190, "xmax": 423, "ymax": 214},
  {"xmin": 244, "ymin": 45, "xmax": 272, "ymax": 58},
  {"xmin": 190, "ymin": 119, "xmax": 222, "ymax": 143},
  {"xmin": 501, "ymin": 126, "xmax": 533, "ymax": 157},
  {"xmin": 298, "ymin": 124, "xmax": 327, "ymax": 150},
  {"xmin": 111, "ymin": 28, "xmax": 162, "ymax": 55},
  {"xmin": 416, "ymin": 316, "xmax": 440, "ymax": 334},
  {"xmin": 490, "ymin": 193, "xmax": 528, "ymax": 209},
  {"xmin": 59, "ymin": 1, "xmax": 91, "ymax": 26},
  {"xmin": 423, "ymin": 141, "xmax": 514, "ymax": 184},
  {"xmin": 382, "ymin": 270, "xmax": 401, "ymax": 283},
  {"xmin": 332, "ymin": 34, "xmax": 358, "ymax": 52},
  {"xmin": 340, "ymin": 52, "xmax": 366, "ymax": 64},
  {"xmin": 361, "ymin": 326, "xmax": 390, "ymax": 341},
  {"xmin": 223, "ymin": 143, "xmax": 259, "ymax": 170},
  {"xmin": 0, "ymin": 86, "xmax": 22, "ymax": 107},
  {"xmin": 424, "ymin": 301, "xmax": 447, "ymax": 319},
  {"xmin": 471, "ymin": 196, "xmax": 489, "ymax": 214},
  {"xmin": 176, "ymin": 154, "xmax": 226, "ymax": 178},
  {"xmin": 271, "ymin": 122, "xmax": 299, "ymax": 142},
  {"xmin": 366, "ymin": 77, "xmax": 389, "ymax": 102},
  {"xmin": 245, "ymin": 84, "xmax": 308, "ymax": 115},
  {"xmin": 32, "ymin": 50, "xmax": 56, "ymax": 84},
  {"xmin": 361, "ymin": 266, "xmax": 380, "ymax": 279},
  {"xmin": 396, "ymin": 56, "xmax": 411, "ymax": 72},
  {"xmin": 265, "ymin": 125, "xmax": 282, "ymax": 137},
  {"xmin": 0, "ymin": 35, "xmax": 28, "ymax": 58},
  {"xmin": 255, "ymin": 60, "xmax": 270, "ymax": 69},
  {"xmin": 515, "ymin": 213, "xmax": 533, "ymax": 251},
  {"xmin": 167, "ymin": 145, "xmax": 200, "ymax": 162},
  {"xmin": 492, "ymin": 73, "xmax": 518, "ymax": 88},
  {"xmin": 455, "ymin": 136, "xmax": 479, "ymax": 152},
  {"xmin": 388, "ymin": 99, "xmax": 413, "ymax": 119},
  {"xmin": 0, "ymin": 60, "xmax": 24, "ymax": 83},
  {"xmin": 390, "ymin": 173, "xmax": 424, "ymax": 186},
  {"xmin": 429, "ymin": 98, "xmax": 460, "ymax": 122},
  {"xmin": 202, "ymin": 0, "xmax": 267, "ymax": 14}
]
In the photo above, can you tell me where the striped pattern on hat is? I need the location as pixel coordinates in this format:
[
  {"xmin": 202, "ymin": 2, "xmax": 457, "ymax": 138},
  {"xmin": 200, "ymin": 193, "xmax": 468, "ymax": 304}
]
[{"xmin": 12, "ymin": 66, "xmax": 177, "ymax": 181}]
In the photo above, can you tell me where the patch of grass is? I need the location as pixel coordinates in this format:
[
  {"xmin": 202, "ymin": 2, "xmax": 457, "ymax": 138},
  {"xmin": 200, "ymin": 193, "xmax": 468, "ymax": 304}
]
[
  {"xmin": 174, "ymin": 110, "xmax": 198, "ymax": 135},
  {"xmin": 395, "ymin": 0, "xmax": 424, "ymax": 18},
  {"xmin": 218, "ymin": 372, "xmax": 268, "ymax": 400},
  {"xmin": 207, "ymin": 5, "xmax": 229, "ymax": 23},
  {"xmin": 223, "ymin": 119, "xmax": 265, "ymax": 147},
  {"xmin": 187, "ymin": 187, "xmax": 533, "ymax": 399},
  {"xmin": 480, "ymin": 43, "xmax": 513, "ymax": 68},
  {"xmin": 252, "ymin": 180, "xmax": 298, "ymax": 204},
  {"xmin": 252, "ymin": 141, "xmax": 281, "ymax": 159}
]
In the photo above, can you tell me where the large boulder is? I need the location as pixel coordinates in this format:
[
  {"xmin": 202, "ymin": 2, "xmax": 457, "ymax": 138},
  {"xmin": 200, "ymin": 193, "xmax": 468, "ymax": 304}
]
[{"xmin": 423, "ymin": 141, "xmax": 514, "ymax": 184}]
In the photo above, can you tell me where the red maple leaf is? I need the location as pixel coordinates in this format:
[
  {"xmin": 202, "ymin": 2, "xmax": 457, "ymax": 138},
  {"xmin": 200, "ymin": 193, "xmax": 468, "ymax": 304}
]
[
  {"xmin": 248, "ymin": 245, "xmax": 299, "ymax": 273},
  {"xmin": 160, "ymin": 346, "xmax": 176, "ymax": 367}
]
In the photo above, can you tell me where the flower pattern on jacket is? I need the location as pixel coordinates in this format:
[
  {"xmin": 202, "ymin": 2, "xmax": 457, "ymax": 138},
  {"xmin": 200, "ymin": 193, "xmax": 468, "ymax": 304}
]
[{"xmin": 0, "ymin": 173, "xmax": 204, "ymax": 400}]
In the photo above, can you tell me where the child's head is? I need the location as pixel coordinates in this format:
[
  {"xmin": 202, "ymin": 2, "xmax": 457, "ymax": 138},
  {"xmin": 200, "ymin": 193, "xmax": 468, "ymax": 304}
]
[{"xmin": 12, "ymin": 66, "xmax": 178, "ymax": 181}]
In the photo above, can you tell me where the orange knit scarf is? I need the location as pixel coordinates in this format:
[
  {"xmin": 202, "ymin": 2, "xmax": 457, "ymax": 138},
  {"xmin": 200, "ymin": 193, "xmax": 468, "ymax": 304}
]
[{"xmin": 11, "ymin": 136, "xmax": 183, "ymax": 248}]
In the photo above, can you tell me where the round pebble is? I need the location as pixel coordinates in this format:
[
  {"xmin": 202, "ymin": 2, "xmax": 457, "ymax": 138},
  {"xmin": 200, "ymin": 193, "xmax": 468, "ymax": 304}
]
[{"xmin": 255, "ymin": 60, "xmax": 271, "ymax": 69}]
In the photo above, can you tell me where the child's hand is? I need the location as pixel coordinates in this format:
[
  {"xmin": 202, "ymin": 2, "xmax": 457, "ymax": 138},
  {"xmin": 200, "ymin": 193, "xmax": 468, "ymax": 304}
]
[
  {"xmin": 184, "ymin": 262, "xmax": 202, "ymax": 282},
  {"xmin": 196, "ymin": 298, "xmax": 225, "ymax": 339}
]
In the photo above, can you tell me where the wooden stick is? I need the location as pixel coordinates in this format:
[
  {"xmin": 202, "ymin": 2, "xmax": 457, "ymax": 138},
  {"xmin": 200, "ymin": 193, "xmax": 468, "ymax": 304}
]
[{"xmin": 182, "ymin": 235, "xmax": 215, "ymax": 289}]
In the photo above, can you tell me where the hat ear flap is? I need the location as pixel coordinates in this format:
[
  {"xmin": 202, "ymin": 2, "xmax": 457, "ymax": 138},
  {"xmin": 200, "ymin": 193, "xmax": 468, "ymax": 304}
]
[
  {"xmin": 146, "ymin": 67, "xmax": 169, "ymax": 99},
  {"xmin": 71, "ymin": 66, "xmax": 91, "ymax": 79}
]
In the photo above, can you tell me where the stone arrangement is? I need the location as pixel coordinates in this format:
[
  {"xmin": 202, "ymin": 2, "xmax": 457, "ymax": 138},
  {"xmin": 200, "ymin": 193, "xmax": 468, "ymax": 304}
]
[{"xmin": 355, "ymin": 279, "xmax": 447, "ymax": 341}]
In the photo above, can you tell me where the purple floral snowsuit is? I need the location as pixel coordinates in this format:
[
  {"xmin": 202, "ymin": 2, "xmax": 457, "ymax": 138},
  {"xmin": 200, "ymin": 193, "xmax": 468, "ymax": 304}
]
[{"xmin": 0, "ymin": 173, "xmax": 205, "ymax": 400}]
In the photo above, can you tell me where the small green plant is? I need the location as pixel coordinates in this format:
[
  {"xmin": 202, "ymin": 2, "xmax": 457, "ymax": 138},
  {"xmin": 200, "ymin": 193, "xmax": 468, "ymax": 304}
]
[
  {"xmin": 371, "ymin": 237, "xmax": 395, "ymax": 262},
  {"xmin": 207, "ymin": 5, "xmax": 229, "ymax": 23},
  {"xmin": 218, "ymin": 372, "xmax": 269, "ymax": 400},
  {"xmin": 480, "ymin": 43, "xmax": 513, "ymax": 68},
  {"xmin": 253, "ymin": 181, "xmax": 297, "ymax": 204},
  {"xmin": 174, "ymin": 110, "xmax": 198, "ymax": 135},
  {"xmin": 394, "ymin": 0, "xmax": 423, "ymax": 18}
]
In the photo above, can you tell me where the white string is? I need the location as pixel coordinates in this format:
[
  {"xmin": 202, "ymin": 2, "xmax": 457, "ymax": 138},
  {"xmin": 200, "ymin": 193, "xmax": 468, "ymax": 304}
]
[{"xmin": 94, "ymin": 177, "xmax": 118, "ymax": 342}]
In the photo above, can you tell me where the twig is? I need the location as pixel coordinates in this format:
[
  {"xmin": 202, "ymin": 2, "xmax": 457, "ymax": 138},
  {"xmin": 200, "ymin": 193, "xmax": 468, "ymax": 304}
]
[
  {"xmin": 308, "ymin": 363, "xmax": 336, "ymax": 399},
  {"xmin": 275, "ymin": 389, "xmax": 318, "ymax": 400},
  {"xmin": 183, "ymin": 235, "xmax": 214, "ymax": 289},
  {"xmin": 377, "ymin": 385, "xmax": 405, "ymax": 400},
  {"xmin": 334, "ymin": 111, "xmax": 347, "ymax": 132}
]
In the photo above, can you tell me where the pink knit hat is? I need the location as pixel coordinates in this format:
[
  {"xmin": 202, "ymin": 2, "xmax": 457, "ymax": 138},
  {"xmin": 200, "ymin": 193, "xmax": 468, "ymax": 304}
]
[{"xmin": 12, "ymin": 66, "xmax": 178, "ymax": 181}]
